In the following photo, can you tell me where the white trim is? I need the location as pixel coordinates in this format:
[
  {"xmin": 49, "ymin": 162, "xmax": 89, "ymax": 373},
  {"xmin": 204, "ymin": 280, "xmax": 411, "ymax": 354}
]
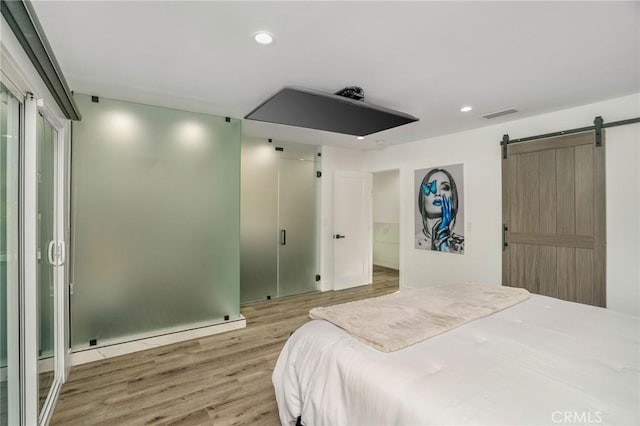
[
  {"xmin": 35, "ymin": 105, "xmax": 67, "ymax": 426},
  {"xmin": 23, "ymin": 93, "xmax": 39, "ymax": 426},
  {"xmin": 70, "ymin": 316, "xmax": 246, "ymax": 366},
  {"xmin": 5, "ymin": 86, "xmax": 22, "ymax": 424},
  {"xmin": 367, "ymin": 172, "xmax": 373, "ymax": 286},
  {"xmin": 62, "ymin": 120, "xmax": 72, "ymax": 381},
  {"xmin": 36, "ymin": 378, "xmax": 61, "ymax": 426},
  {"xmin": 0, "ymin": 44, "xmax": 29, "ymax": 100},
  {"xmin": 1, "ymin": 82, "xmax": 21, "ymax": 426}
]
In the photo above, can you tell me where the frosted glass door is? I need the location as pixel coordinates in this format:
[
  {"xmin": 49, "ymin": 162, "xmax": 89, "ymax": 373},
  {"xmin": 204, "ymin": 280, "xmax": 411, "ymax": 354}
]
[
  {"xmin": 0, "ymin": 84, "xmax": 20, "ymax": 426},
  {"xmin": 71, "ymin": 94, "xmax": 241, "ymax": 348},
  {"xmin": 278, "ymin": 158, "xmax": 318, "ymax": 297},
  {"xmin": 240, "ymin": 140, "xmax": 319, "ymax": 303},
  {"xmin": 240, "ymin": 139, "xmax": 277, "ymax": 302},
  {"xmin": 36, "ymin": 114, "xmax": 56, "ymax": 414}
]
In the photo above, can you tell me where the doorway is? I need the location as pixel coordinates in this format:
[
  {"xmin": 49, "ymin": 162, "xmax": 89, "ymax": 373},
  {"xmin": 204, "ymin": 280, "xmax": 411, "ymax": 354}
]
[{"xmin": 372, "ymin": 170, "xmax": 400, "ymax": 273}]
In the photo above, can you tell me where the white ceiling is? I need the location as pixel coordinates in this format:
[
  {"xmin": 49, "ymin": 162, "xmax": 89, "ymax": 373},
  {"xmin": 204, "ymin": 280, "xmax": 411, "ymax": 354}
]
[{"xmin": 32, "ymin": 1, "xmax": 639, "ymax": 150}]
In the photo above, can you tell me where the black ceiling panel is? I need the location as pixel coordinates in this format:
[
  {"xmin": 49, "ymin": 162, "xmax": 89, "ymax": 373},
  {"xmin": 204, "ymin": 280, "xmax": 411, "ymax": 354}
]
[{"xmin": 245, "ymin": 87, "xmax": 418, "ymax": 136}]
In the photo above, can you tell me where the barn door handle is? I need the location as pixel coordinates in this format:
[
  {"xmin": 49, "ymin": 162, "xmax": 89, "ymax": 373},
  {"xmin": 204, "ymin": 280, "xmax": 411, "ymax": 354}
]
[
  {"xmin": 502, "ymin": 224, "xmax": 509, "ymax": 251},
  {"xmin": 280, "ymin": 229, "xmax": 286, "ymax": 245}
]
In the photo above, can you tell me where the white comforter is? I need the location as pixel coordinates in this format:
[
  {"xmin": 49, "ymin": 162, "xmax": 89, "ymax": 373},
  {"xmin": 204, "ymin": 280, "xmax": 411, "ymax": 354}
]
[{"xmin": 273, "ymin": 294, "xmax": 639, "ymax": 426}]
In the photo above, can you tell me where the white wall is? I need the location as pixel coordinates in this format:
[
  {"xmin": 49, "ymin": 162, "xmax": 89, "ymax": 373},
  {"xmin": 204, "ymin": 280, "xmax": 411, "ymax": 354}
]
[
  {"xmin": 373, "ymin": 170, "xmax": 400, "ymax": 223},
  {"xmin": 367, "ymin": 94, "xmax": 640, "ymax": 316},
  {"xmin": 373, "ymin": 170, "xmax": 400, "ymax": 269},
  {"xmin": 605, "ymin": 123, "xmax": 640, "ymax": 315},
  {"xmin": 319, "ymin": 145, "xmax": 367, "ymax": 290}
]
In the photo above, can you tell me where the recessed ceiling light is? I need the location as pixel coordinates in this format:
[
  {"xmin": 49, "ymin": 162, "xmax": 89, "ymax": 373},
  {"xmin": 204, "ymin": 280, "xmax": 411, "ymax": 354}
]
[
  {"xmin": 357, "ymin": 136, "xmax": 365, "ymax": 140},
  {"xmin": 253, "ymin": 31, "xmax": 274, "ymax": 45},
  {"xmin": 460, "ymin": 106, "xmax": 473, "ymax": 112}
]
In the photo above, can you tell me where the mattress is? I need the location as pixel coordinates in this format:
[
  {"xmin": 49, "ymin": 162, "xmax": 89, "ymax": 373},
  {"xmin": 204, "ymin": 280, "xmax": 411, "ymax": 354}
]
[{"xmin": 273, "ymin": 294, "xmax": 639, "ymax": 425}]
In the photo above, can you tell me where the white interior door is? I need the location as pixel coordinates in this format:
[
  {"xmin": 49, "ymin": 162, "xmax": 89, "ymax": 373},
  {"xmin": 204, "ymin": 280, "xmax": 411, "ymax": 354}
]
[{"xmin": 333, "ymin": 171, "xmax": 372, "ymax": 290}]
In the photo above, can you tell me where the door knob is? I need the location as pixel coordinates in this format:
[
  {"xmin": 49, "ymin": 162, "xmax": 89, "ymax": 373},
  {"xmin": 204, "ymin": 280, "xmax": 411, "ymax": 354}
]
[{"xmin": 334, "ymin": 234, "xmax": 345, "ymax": 239}]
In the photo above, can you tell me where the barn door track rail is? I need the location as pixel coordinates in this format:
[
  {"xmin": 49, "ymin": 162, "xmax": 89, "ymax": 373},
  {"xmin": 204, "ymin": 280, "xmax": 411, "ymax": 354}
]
[{"xmin": 500, "ymin": 116, "xmax": 640, "ymax": 159}]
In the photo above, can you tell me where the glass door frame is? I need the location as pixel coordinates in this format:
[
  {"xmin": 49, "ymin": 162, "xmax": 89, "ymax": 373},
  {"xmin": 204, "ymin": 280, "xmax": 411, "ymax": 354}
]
[
  {"xmin": 1, "ymin": 75, "xmax": 23, "ymax": 426},
  {"xmin": 24, "ymin": 94, "xmax": 69, "ymax": 426}
]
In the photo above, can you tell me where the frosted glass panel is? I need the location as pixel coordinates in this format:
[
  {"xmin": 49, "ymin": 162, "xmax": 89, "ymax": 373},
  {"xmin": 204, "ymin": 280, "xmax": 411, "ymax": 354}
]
[
  {"xmin": 71, "ymin": 94, "xmax": 241, "ymax": 348},
  {"xmin": 37, "ymin": 114, "xmax": 56, "ymax": 414},
  {"xmin": 278, "ymin": 157, "xmax": 318, "ymax": 296},
  {"xmin": 240, "ymin": 139, "xmax": 277, "ymax": 303}
]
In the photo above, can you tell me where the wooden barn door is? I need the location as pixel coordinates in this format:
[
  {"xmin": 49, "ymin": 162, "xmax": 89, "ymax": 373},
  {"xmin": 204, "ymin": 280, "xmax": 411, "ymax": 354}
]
[{"xmin": 502, "ymin": 131, "xmax": 605, "ymax": 307}]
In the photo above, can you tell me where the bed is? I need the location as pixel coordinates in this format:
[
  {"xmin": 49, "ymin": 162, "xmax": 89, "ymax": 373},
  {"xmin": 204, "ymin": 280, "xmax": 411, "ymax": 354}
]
[{"xmin": 272, "ymin": 289, "xmax": 639, "ymax": 425}]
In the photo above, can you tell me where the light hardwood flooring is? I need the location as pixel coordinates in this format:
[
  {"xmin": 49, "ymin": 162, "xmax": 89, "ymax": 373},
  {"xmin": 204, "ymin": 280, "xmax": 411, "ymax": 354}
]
[{"xmin": 51, "ymin": 266, "xmax": 399, "ymax": 425}]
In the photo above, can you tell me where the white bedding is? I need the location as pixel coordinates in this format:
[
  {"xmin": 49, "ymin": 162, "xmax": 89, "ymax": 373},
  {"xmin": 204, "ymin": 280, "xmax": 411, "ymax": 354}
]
[
  {"xmin": 273, "ymin": 294, "xmax": 639, "ymax": 425},
  {"xmin": 309, "ymin": 284, "xmax": 529, "ymax": 352}
]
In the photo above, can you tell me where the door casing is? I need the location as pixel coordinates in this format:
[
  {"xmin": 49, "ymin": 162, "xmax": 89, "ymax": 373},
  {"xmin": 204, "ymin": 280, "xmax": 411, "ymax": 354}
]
[{"xmin": 333, "ymin": 170, "xmax": 372, "ymax": 290}]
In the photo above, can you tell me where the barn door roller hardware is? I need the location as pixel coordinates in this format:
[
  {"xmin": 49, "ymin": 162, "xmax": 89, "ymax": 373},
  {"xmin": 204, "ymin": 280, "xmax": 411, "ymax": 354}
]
[
  {"xmin": 501, "ymin": 134, "xmax": 509, "ymax": 159},
  {"xmin": 500, "ymin": 115, "xmax": 640, "ymax": 158},
  {"xmin": 593, "ymin": 116, "xmax": 604, "ymax": 147}
]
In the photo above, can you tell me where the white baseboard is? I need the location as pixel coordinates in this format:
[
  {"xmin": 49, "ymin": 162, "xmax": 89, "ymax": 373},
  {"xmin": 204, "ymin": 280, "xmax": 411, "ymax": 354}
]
[
  {"xmin": 373, "ymin": 262, "xmax": 399, "ymax": 270},
  {"xmin": 70, "ymin": 316, "xmax": 246, "ymax": 366},
  {"xmin": 319, "ymin": 280, "xmax": 334, "ymax": 292},
  {"xmin": 38, "ymin": 356, "xmax": 55, "ymax": 373}
]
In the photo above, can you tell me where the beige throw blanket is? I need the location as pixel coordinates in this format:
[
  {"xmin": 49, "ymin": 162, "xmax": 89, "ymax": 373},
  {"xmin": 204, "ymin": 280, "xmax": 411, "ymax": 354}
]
[{"xmin": 309, "ymin": 284, "xmax": 530, "ymax": 352}]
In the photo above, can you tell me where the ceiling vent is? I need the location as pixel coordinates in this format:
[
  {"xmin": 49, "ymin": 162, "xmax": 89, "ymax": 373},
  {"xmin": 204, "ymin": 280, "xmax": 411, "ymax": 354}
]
[
  {"xmin": 245, "ymin": 86, "xmax": 418, "ymax": 136},
  {"xmin": 483, "ymin": 109, "xmax": 518, "ymax": 120}
]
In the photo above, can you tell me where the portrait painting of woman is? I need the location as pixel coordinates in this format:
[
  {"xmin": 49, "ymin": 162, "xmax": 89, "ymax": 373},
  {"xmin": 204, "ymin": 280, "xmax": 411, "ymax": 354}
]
[{"xmin": 415, "ymin": 164, "xmax": 465, "ymax": 254}]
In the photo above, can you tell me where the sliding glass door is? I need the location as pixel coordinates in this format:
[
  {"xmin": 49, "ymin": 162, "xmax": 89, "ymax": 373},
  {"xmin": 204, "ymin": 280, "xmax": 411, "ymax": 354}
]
[
  {"xmin": 1, "ymin": 68, "xmax": 68, "ymax": 426},
  {"xmin": 1, "ymin": 84, "xmax": 21, "ymax": 426}
]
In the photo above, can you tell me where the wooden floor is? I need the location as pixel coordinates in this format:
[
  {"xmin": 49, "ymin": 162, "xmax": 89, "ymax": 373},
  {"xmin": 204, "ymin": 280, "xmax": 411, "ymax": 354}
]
[{"xmin": 51, "ymin": 266, "xmax": 399, "ymax": 425}]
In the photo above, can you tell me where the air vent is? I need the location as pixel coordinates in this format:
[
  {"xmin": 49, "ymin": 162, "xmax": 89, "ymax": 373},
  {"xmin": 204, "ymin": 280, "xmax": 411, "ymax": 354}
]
[{"xmin": 483, "ymin": 109, "xmax": 518, "ymax": 120}]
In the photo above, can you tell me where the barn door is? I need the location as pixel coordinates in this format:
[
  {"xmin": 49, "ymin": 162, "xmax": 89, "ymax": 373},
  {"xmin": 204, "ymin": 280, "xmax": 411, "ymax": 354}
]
[{"xmin": 502, "ymin": 131, "xmax": 605, "ymax": 307}]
